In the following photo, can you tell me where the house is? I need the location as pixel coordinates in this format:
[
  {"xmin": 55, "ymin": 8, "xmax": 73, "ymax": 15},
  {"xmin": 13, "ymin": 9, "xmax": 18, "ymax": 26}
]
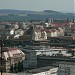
[
  {"xmin": 15, "ymin": 29, "xmax": 24, "ymax": 36},
  {"xmin": 1, "ymin": 47, "xmax": 25, "ymax": 72},
  {"xmin": 32, "ymin": 30, "xmax": 47, "ymax": 41},
  {"xmin": 46, "ymin": 28, "xmax": 64, "ymax": 38},
  {"xmin": 18, "ymin": 22, "xmax": 27, "ymax": 29},
  {"xmin": 51, "ymin": 29, "xmax": 58, "ymax": 37},
  {"xmin": 57, "ymin": 27, "xmax": 64, "ymax": 36},
  {"xmin": 0, "ymin": 29, "xmax": 14, "ymax": 36},
  {"xmin": 32, "ymin": 26, "xmax": 47, "ymax": 41},
  {"xmin": 10, "ymin": 29, "xmax": 15, "ymax": 35},
  {"xmin": 0, "ymin": 29, "xmax": 15, "ymax": 39}
]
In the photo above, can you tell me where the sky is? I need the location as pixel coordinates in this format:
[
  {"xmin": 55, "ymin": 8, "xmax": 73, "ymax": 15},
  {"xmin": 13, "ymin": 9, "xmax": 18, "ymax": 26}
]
[{"xmin": 0, "ymin": 0, "xmax": 74, "ymax": 13}]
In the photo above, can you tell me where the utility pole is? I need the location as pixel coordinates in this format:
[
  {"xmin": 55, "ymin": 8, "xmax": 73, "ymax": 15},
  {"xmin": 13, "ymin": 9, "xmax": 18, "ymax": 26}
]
[{"xmin": 1, "ymin": 40, "xmax": 3, "ymax": 75}]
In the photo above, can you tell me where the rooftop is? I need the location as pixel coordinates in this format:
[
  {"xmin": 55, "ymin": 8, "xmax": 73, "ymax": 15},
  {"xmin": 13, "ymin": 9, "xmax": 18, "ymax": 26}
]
[
  {"xmin": 25, "ymin": 66, "xmax": 58, "ymax": 74},
  {"xmin": 58, "ymin": 61, "xmax": 75, "ymax": 65}
]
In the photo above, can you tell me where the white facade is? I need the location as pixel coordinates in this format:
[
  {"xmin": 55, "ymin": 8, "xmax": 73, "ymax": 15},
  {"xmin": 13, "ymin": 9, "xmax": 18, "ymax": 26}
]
[
  {"xmin": 15, "ymin": 29, "xmax": 24, "ymax": 36},
  {"xmin": 3, "ymin": 47, "xmax": 25, "ymax": 72},
  {"xmin": 58, "ymin": 62, "xmax": 75, "ymax": 75},
  {"xmin": 45, "ymin": 23, "xmax": 49, "ymax": 27},
  {"xmin": 51, "ymin": 30, "xmax": 58, "ymax": 37},
  {"xmin": 32, "ymin": 31, "xmax": 47, "ymax": 41},
  {"xmin": 10, "ymin": 29, "xmax": 14, "ymax": 35},
  {"xmin": 51, "ymin": 28, "xmax": 64, "ymax": 37},
  {"xmin": 58, "ymin": 27, "xmax": 64, "ymax": 36}
]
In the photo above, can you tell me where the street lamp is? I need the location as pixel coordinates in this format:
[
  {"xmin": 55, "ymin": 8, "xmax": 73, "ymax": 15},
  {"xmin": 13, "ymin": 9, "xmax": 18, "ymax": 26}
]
[{"xmin": 1, "ymin": 40, "xmax": 3, "ymax": 75}]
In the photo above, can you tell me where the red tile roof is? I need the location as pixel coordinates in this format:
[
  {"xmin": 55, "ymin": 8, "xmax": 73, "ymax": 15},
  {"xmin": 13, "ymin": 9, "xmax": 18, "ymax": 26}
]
[
  {"xmin": 7, "ymin": 48, "xmax": 18, "ymax": 51},
  {"xmin": 71, "ymin": 24, "xmax": 75, "ymax": 29},
  {"xmin": 51, "ymin": 22, "xmax": 69, "ymax": 27}
]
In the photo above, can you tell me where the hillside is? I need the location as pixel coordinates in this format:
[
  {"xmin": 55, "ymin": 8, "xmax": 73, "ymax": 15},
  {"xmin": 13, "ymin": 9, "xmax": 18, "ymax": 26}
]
[{"xmin": 0, "ymin": 9, "xmax": 74, "ymax": 21}]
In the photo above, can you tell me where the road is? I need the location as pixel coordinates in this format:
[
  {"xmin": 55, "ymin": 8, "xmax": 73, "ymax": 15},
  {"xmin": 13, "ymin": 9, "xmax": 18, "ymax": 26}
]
[{"xmin": 0, "ymin": 73, "xmax": 17, "ymax": 75}]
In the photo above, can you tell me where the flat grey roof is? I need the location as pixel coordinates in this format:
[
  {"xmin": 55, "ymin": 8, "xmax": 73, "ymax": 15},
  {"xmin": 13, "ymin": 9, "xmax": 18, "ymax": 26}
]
[{"xmin": 25, "ymin": 66, "xmax": 58, "ymax": 74}]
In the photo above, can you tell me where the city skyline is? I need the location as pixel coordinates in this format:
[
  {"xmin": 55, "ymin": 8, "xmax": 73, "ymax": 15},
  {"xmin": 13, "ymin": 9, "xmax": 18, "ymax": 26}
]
[{"xmin": 0, "ymin": 0, "xmax": 74, "ymax": 13}]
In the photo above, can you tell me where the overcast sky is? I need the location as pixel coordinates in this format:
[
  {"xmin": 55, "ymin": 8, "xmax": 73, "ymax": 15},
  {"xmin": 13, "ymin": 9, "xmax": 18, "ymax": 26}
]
[{"xmin": 0, "ymin": 0, "xmax": 74, "ymax": 13}]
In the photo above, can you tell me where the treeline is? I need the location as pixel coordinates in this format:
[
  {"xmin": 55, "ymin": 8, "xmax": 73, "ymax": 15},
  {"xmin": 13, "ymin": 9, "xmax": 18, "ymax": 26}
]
[
  {"xmin": 0, "ymin": 14, "xmax": 27, "ymax": 22},
  {"xmin": 0, "ymin": 13, "xmax": 74, "ymax": 22}
]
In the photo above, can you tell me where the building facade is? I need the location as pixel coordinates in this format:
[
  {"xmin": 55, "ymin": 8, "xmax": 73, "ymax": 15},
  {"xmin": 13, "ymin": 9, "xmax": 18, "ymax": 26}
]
[
  {"xmin": 32, "ymin": 30, "xmax": 47, "ymax": 41},
  {"xmin": 57, "ymin": 62, "xmax": 75, "ymax": 75},
  {"xmin": 2, "ymin": 47, "xmax": 25, "ymax": 72},
  {"xmin": 23, "ymin": 50, "xmax": 37, "ymax": 69}
]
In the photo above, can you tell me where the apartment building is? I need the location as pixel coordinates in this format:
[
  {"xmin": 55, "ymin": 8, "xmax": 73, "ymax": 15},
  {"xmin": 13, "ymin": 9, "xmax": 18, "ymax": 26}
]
[
  {"xmin": 32, "ymin": 30, "xmax": 47, "ymax": 41},
  {"xmin": 57, "ymin": 62, "xmax": 75, "ymax": 75},
  {"xmin": 23, "ymin": 50, "xmax": 37, "ymax": 69}
]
